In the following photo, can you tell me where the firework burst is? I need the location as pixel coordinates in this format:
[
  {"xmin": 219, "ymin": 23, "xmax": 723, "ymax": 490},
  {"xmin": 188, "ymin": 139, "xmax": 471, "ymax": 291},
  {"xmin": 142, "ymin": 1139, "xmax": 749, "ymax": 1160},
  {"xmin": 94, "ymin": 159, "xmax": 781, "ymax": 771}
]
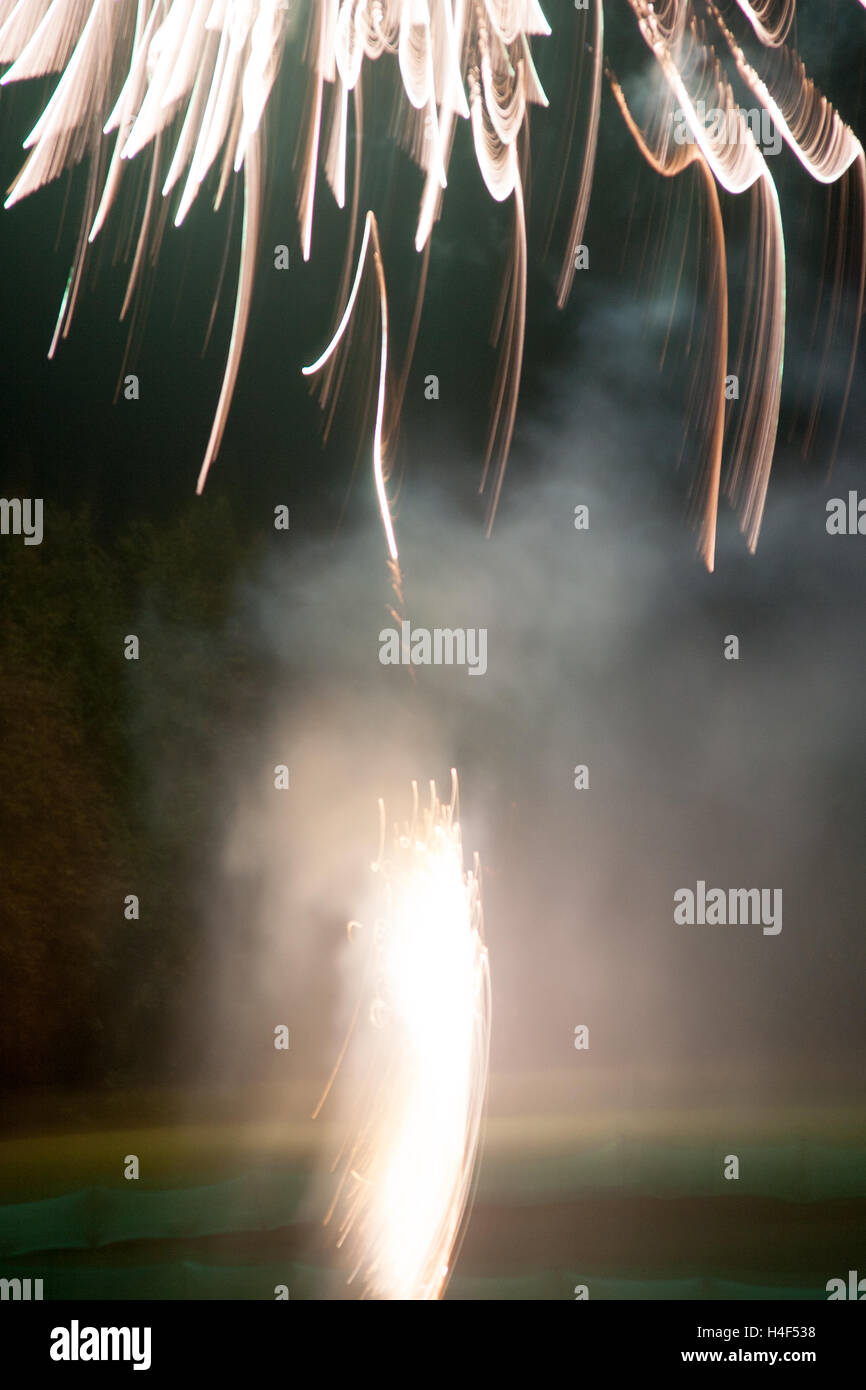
[{"xmin": 0, "ymin": 1, "xmax": 863, "ymax": 564}]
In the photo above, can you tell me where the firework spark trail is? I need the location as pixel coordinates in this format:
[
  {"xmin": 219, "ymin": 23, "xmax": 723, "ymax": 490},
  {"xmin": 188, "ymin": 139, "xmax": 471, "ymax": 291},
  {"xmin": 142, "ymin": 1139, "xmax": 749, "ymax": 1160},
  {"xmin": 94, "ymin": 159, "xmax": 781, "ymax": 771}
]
[
  {"xmin": 608, "ymin": 68, "xmax": 730, "ymax": 571},
  {"xmin": 302, "ymin": 208, "xmax": 398, "ymax": 563},
  {"xmin": 610, "ymin": 0, "xmax": 865, "ymax": 560},
  {"xmin": 555, "ymin": 0, "xmax": 603, "ymax": 310},
  {"xmin": 315, "ymin": 771, "xmax": 490, "ymax": 1301},
  {"xmin": 0, "ymin": 1, "xmax": 864, "ymax": 563},
  {"xmin": 708, "ymin": 1, "xmax": 866, "ymax": 465},
  {"xmin": 621, "ymin": 1, "xmax": 786, "ymax": 561},
  {"xmin": 195, "ymin": 125, "xmax": 261, "ymax": 494},
  {"xmin": 734, "ymin": 0, "xmax": 796, "ymax": 46}
]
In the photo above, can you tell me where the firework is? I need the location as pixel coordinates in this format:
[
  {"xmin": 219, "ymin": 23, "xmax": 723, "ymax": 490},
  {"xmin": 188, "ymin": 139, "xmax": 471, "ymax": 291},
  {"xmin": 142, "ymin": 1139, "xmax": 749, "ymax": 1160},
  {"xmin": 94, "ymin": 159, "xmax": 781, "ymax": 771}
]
[
  {"xmin": 315, "ymin": 771, "xmax": 490, "ymax": 1300},
  {"xmin": 302, "ymin": 208, "xmax": 398, "ymax": 561},
  {"xmin": 0, "ymin": 2, "xmax": 863, "ymax": 564},
  {"xmin": 611, "ymin": 2, "xmax": 865, "ymax": 568}
]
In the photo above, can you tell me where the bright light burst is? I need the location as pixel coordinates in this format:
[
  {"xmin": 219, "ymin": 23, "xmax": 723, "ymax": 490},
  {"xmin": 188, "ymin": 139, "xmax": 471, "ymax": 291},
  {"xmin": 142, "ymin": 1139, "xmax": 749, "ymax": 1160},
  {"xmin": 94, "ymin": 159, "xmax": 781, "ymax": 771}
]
[
  {"xmin": 315, "ymin": 771, "xmax": 490, "ymax": 1300},
  {"xmin": 1, "ymin": 1, "xmax": 864, "ymax": 567}
]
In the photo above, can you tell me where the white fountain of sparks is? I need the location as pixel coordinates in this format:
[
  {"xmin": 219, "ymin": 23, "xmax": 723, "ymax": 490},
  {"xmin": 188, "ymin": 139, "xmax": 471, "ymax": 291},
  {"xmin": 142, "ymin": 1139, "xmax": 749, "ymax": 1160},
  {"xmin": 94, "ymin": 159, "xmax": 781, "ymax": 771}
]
[{"xmin": 317, "ymin": 770, "xmax": 490, "ymax": 1301}]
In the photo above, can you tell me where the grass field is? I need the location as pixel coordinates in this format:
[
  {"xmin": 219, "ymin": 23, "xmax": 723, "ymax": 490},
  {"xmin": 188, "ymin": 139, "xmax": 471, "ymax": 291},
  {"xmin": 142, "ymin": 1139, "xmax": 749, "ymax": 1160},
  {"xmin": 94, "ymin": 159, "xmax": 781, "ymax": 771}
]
[{"xmin": 1, "ymin": 1074, "xmax": 864, "ymax": 1298}]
